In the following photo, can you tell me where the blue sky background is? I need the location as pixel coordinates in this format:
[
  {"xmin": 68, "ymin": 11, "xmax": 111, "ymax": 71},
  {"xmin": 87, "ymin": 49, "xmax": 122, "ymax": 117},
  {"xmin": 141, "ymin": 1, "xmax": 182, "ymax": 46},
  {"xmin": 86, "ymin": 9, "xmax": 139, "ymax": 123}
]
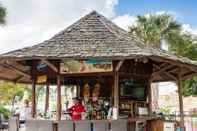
[
  {"xmin": 115, "ymin": 0, "xmax": 197, "ymax": 27},
  {"xmin": 0, "ymin": 0, "xmax": 196, "ymax": 54}
]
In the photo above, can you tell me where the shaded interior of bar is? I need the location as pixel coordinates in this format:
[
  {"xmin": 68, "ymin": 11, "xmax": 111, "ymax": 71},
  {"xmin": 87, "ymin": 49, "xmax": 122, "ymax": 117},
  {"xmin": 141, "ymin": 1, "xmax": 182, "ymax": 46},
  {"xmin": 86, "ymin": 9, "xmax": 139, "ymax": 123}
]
[{"xmin": 0, "ymin": 11, "xmax": 197, "ymax": 131}]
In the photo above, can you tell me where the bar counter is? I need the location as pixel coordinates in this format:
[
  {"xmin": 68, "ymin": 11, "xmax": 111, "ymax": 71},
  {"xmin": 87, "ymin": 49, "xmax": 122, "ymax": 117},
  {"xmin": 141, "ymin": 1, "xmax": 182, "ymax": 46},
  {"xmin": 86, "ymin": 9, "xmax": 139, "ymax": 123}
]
[{"xmin": 26, "ymin": 116, "xmax": 162, "ymax": 131}]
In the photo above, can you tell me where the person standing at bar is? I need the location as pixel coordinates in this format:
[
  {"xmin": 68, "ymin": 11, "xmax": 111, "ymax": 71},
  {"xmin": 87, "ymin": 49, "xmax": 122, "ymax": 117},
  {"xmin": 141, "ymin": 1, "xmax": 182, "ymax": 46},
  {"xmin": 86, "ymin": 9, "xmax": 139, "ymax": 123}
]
[
  {"xmin": 67, "ymin": 97, "xmax": 86, "ymax": 120},
  {"xmin": 18, "ymin": 99, "xmax": 31, "ymax": 123}
]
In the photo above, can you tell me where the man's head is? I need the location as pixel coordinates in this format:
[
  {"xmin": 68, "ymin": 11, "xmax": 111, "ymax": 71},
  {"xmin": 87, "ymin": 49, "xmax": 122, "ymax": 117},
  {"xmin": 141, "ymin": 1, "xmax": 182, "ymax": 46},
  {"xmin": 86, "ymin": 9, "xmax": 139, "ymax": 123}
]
[
  {"xmin": 72, "ymin": 97, "xmax": 80, "ymax": 104},
  {"xmin": 24, "ymin": 99, "xmax": 29, "ymax": 107}
]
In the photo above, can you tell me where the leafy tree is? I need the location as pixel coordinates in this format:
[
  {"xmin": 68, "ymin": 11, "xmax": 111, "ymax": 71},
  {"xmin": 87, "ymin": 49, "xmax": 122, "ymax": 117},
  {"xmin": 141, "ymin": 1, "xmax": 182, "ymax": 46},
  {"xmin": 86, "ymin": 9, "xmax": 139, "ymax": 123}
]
[
  {"xmin": 182, "ymin": 77, "xmax": 197, "ymax": 96},
  {"xmin": 129, "ymin": 13, "xmax": 181, "ymax": 48},
  {"xmin": 0, "ymin": 3, "xmax": 6, "ymax": 25},
  {"xmin": 170, "ymin": 34, "xmax": 197, "ymax": 96},
  {"xmin": 0, "ymin": 105, "xmax": 10, "ymax": 119},
  {"xmin": 170, "ymin": 33, "xmax": 197, "ymax": 60},
  {"xmin": 129, "ymin": 13, "xmax": 197, "ymax": 96},
  {"xmin": 0, "ymin": 81, "xmax": 31, "ymax": 105},
  {"xmin": 36, "ymin": 85, "xmax": 45, "ymax": 101},
  {"xmin": 159, "ymin": 106, "xmax": 171, "ymax": 114}
]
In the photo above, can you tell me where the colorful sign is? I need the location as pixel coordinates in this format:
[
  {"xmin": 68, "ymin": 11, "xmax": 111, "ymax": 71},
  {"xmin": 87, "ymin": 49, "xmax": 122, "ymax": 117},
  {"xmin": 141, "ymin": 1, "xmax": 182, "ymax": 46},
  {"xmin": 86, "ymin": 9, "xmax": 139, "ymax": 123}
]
[{"xmin": 61, "ymin": 59, "xmax": 112, "ymax": 73}]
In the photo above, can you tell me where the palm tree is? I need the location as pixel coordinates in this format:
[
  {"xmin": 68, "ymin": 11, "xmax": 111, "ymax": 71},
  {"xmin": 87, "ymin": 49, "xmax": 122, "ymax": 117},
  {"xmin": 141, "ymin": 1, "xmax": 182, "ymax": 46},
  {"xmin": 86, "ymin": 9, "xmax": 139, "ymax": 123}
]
[
  {"xmin": 129, "ymin": 13, "xmax": 181, "ymax": 49},
  {"xmin": 129, "ymin": 13, "xmax": 197, "ymax": 97},
  {"xmin": 0, "ymin": 3, "xmax": 6, "ymax": 25}
]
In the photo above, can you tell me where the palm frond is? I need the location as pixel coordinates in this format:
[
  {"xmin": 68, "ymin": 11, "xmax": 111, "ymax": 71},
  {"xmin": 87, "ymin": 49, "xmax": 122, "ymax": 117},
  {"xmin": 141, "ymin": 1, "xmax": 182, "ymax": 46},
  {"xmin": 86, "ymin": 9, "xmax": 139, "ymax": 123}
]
[{"xmin": 0, "ymin": 3, "xmax": 6, "ymax": 25}]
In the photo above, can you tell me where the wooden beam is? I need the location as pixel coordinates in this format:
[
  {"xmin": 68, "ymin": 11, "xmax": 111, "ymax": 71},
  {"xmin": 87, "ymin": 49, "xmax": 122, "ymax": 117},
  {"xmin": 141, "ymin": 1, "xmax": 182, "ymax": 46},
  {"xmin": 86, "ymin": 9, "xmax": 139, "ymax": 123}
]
[
  {"xmin": 56, "ymin": 74, "xmax": 61, "ymax": 120},
  {"xmin": 61, "ymin": 71, "xmax": 113, "ymax": 77},
  {"xmin": 0, "ymin": 59, "xmax": 6, "ymax": 64},
  {"xmin": 31, "ymin": 60, "xmax": 37, "ymax": 118},
  {"xmin": 14, "ymin": 76, "xmax": 24, "ymax": 83},
  {"xmin": 153, "ymin": 64, "xmax": 177, "ymax": 81},
  {"xmin": 182, "ymin": 72, "xmax": 197, "ymax": 80},
  {"xmin": 114, "ymin": 71, "xmax": 119, "ymax": 107},
  {"xmin": 113, "ymin": 60, "xmax": 124, "ymax": 113},
  {"xmin": 150, "ymin": 56, "xmax": 197, "ymax": 74},
  {"xmin": 115, "ymin": 60, "xmax": 124, "ymax": 71},
  {"xmin": 77, "ymin": 84, "xmax": 81, "ymax": 98},
  {"xmin": 0, "ymin": 77, "xmax": 17, "ymax": 83},
  {"xmin": 148, "ymin": 76, "xmax": 153, "ymax": 115},
  {"xmin": 113, "ymin": 71, "xmax": 119, "ymax": 119},
  {"xmin": 153, "ymin": 64, "xmax": 175, "ymax": 75},
  {"xmin": 3, "ymin": 63, "xmax": 31, "ymax": 78},
  {"xmin": 119, "ymin": 72, "xmax": 149, "ymax": 78},
  {"xmin": 56, "ymin": 61, "xmax": 61, "ymax": 121},
  {"xmin": 163, "ymin": 71, "xmax": 177, "ymax": 81},
  {"xmin": 177, "ymin": 68, "xmax": 185, "ymax": 128},
  {"xmin": 6, "ymin": 60, "xmax": 28, "ymax": 70},
  {"xmin": 41, "ymin": 59, "xmax": 58, "ymax": 73},
  {"xmin": 168, "ymin": 68, "xmax": 179, "ymax": 73}
]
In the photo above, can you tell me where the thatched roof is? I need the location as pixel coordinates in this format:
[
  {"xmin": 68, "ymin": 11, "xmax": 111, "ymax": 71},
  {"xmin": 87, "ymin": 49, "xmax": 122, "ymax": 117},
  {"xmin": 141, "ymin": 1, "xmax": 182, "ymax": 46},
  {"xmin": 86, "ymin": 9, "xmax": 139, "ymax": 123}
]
[
  {"xmin": 0, "ymin": 11, "xmax": 197, "ymax": 83},
  {"xmin": 1, "ymin": 11, "xmax": 144, "ymax": 59}
]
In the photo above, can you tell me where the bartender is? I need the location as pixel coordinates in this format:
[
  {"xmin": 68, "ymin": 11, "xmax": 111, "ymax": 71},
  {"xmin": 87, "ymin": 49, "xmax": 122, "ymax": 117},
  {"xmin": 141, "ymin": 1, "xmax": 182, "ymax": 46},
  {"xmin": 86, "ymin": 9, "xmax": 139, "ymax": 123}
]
[{"xmin": 67, "ymin": 97, "xmax": 86, "ymax": 120}]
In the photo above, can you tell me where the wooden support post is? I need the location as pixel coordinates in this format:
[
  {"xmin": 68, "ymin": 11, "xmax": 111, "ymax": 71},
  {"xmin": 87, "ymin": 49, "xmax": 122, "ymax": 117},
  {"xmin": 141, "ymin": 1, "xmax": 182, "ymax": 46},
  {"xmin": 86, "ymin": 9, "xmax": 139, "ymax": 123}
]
[
  {"xmin": 177, "ymin": 69, "xmax": 184, "ymax": 128},
  {"xmin": 77, "ymin": 84, "xmax": 80, "ymax": 98},
  {"xmin": 112, "ymin": 60, "xmax": 124, "ymax": 119},
  {"xmin": 114, "ymin": 71, "xmax": 119, "ymax": 117},
  {"xmin": 148, "ymin": 77, "xmax": 153, "ymax": 115},
  {"xmin": 115, "ymin": 60, "xmax": 124, "ymax": 71},
  {"xmin": 31, "ymin": 61, "xmax": 37, "ymax": 118},
  {"xmin": 45, "ymin": 81, "xmax": 50, "ymax": 113},
  {"xmin": 56, "ymin": 73, "xmax": 61, "ymax": 120}
]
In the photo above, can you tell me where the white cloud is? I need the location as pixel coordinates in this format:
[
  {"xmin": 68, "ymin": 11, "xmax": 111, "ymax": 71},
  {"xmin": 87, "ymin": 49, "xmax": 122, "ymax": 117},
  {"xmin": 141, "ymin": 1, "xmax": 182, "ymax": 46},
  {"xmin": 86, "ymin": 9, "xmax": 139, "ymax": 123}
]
[
  {"xmin": 182, "ymin": 24, "xmax": 197, "ymax": 35},
  {"xmin": 112, "ymin": 10, "xmax": 179, "ymax": 31},
  {"xmin": 155, "ymin": 10, "xmax": 179, "ymax": 18},
  {"xmin": 113, "ymin": 14, "xmax": 136, "ymax": 30},
  {"xmin": 0, "ymin": 0, "xmax": 118, "ymax": 53}
]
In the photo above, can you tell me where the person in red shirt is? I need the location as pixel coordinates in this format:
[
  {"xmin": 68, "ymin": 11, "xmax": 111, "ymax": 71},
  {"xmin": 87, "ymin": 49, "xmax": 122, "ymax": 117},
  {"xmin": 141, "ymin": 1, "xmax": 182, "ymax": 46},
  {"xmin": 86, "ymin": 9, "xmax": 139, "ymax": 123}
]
[{"xmin": 67, "ymin": 97, "xmax": 86, "ymax": 120}]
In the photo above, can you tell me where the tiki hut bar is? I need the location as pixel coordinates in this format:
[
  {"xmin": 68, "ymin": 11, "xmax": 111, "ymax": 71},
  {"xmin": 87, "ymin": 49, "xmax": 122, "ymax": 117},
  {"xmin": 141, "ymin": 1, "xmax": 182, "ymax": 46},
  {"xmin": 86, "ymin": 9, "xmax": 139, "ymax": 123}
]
[{"xmin": 0, "ymin": 11, "xmax": 197, "ymax": 131}]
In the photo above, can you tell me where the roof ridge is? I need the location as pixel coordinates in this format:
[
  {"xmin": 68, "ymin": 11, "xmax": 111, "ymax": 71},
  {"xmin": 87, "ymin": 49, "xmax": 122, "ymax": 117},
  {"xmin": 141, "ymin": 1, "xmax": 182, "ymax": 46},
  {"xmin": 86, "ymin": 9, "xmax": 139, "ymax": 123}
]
[
  {"xmin": 47, "ymin": 10, "xmax": 145, "ymax": 48},
  {"xmin": 48, "ymin": 10, "xmax": 99, "ymax": 40},
  {"xmin": 94, "ymin": 11, "xmax": 147, "ymax": 49}
]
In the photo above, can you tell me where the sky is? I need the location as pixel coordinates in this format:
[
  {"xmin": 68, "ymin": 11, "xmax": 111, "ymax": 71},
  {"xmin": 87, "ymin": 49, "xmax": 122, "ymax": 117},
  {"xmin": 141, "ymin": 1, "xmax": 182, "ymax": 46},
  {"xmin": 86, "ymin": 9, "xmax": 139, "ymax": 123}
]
[
  {"xmin": 1, "ymin": 0, "xmax": 195, "ymax": 94},
  {"xmin": 116, "ymin": 0, "xmax": 197, "ymax": 27},
  {"xmin": 0, "ymin": 0, "xmax": 197, "ymax": 54}
]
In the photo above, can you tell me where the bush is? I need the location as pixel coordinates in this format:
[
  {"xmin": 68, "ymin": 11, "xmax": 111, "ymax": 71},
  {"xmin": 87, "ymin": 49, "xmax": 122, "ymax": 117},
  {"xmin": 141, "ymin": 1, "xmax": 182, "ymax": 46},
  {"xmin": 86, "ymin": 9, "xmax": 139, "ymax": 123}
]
[
  {"xmin": 0, "ymin": 105, "xmax": 10, "ymax": 119},
  {"xmin": 191, "ymin": 108, "xmax": 197, "ymax": 117},
  {"xmin": 159, "ymin": 106, "xmax": 171, "ymax": 114}
]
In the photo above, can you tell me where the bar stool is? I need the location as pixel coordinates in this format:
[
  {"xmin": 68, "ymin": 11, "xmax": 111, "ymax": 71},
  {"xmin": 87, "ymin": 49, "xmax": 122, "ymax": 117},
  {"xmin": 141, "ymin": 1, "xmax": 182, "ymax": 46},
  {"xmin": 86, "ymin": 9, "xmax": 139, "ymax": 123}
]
[
  {"xmin": 38, "ymin": 120, "xmax": 53, "ymax": 131},
  {"xmin": 75, "ymin": 120, "xmax": 91, "ymax": 131},
  {"xmin": 26, "ymin": 120, "xmax": 37, "ymax": 131},
  {"xmin": 8, "ymin": 117, "xmax": 19, "ymax": 131},
  {"xmin": 111, "ymin": 120, "xmax": 128, "ymax": 131},
  {"xmin": 26, "ymin": 120, "xmax": 53, "ymax": 131},
  {"xmin": 92, "ymin": 120, "xmax": 109, "ymax": 131},
  {"xmin": 58, "ymin": 120, "xmax": 74, "ymax": 131},
  {"xmin": 0, "ymin": 114, "xmax": 8, "ymax": 131}
]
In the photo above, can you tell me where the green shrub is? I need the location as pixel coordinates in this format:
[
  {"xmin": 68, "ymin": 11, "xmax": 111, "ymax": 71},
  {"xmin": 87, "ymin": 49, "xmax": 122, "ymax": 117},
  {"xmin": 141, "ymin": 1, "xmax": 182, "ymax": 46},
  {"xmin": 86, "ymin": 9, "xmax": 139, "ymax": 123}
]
[
  {"xmin": 159, "ymin": 106, "xmax": 171, "ymax": 115},
  {"xmin": 0, "ymin": 105, "xmax": 10, "ymax": 119}
]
